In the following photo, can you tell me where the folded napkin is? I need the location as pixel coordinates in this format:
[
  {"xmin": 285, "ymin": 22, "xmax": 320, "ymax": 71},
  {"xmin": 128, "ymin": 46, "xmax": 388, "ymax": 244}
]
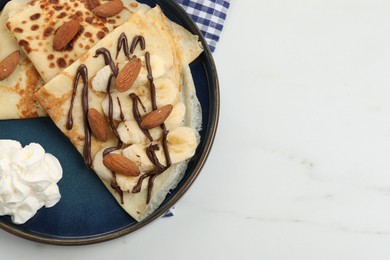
[{"xmin": 177, "ymin": 0, "xmax": 230, "ymax": 52}]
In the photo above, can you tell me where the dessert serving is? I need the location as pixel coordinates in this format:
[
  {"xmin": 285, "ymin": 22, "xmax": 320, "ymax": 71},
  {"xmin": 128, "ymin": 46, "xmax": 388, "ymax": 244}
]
[{"xmin": 1, "ymin": 0, "xmax": 204, "ymax": 223}]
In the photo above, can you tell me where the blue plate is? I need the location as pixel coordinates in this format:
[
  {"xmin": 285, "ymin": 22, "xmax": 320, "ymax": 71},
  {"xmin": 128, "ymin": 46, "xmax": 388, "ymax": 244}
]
[{"xmin": 0, "ymin": 0, "xmax": 219, "ymax": 245}]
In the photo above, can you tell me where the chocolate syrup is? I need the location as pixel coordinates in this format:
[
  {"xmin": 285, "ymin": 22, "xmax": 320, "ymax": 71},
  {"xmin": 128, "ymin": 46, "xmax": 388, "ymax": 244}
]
[
  {"xmin": 116, "ymin": 32, "xmax": 130, "ymax": 59},
  {"xmin": 102, "ymin": 75, "xmax": 123, "ymax": 156},
  {"xmin": 145, "ymin": 51, "xmax": 157, "ymax": 110},
  {"xmin": 66, "ymin": 64, "xmax": 92, "ymax": 167},
  {"xmin": 110, "ymin": 174, "xmax": 124, "ymax": 204},
  {"xmin": 117, "ymin": 97, "xmax": 125, "ymax": 122},
  {"xmin": 130, "ymin": 35, "xmax": 145, "ymax": 54},
  {"xmin": 132, "ymin": 128, "xmax": 171, "ymax": 203},
  {"xmin": 116, "ymin": 33, "xmax": 145, "ymax": 59},
  {"xmin": 94, "ymin": 48, "xmax": 118, "ymax": 76}
]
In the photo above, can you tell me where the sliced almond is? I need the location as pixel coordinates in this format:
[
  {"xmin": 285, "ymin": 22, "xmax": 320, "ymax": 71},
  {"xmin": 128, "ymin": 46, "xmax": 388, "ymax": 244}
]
[
  {"xmin": 103, "ymin": 153, "xmax": 140, "ymax": 176},
  {"xmin": 115, "ymin": 58, "xmax": 141, "ymax": 92},
  {"xmin": 141, "ymin": 104, "xmax": 173, "ymax": 129},
  {"xmin": 53, "ymin": 19, "xmax": 80, "ymax": 51},
  {"xmin": 92, "ymin": 0, "xmax": 124, "ymax": 18},
  {"xmin": 0, "ymin": 50, "xmax": 20, "ymax": 80},
  {"xmin": 88, "ymin": 108, "xmax": 108, "ymax": 142}
]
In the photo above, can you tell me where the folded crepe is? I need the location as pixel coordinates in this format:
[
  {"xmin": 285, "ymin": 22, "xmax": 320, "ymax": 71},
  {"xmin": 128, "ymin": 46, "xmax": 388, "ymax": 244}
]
[
  {"xmin": 35, "ymin": 6, "xmax": 203, "ymax": 221},
  {"xmin": 0, "ymin": 0, "xmax": 45, "ymax": 119},
  {"xmin": 6, "ymin": 0, "xmax": 149, "ymax": 83}
]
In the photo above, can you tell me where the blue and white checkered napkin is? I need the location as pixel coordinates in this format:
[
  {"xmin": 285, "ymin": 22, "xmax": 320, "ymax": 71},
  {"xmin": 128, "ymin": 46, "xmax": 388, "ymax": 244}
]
[{"xmin": 176, "ymin": 0, "xmax": 230, "ymax": 52}]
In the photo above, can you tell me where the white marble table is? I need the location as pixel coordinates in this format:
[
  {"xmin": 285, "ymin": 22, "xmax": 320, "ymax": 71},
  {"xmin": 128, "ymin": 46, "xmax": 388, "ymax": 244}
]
[{"xmin": 4, "ymin": 0, "xmax": 390, "ymax": 259}]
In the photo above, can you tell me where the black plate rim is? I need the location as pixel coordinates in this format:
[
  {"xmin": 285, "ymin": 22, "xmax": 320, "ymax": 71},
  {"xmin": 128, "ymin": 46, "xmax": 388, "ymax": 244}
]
[{"xmin": 0, "ymin": 0, "xmax": 219, "ymax": 245}]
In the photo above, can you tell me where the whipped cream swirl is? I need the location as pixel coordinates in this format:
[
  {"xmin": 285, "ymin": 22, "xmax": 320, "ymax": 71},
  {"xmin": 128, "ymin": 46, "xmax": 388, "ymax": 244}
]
[{"xmin": 0, "ymin": 140, "xmax": 62, "ymax": 224}]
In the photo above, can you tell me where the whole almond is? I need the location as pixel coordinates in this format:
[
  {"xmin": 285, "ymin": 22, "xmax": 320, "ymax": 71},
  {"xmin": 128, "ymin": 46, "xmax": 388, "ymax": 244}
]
[
  {"xmin": 53, "ymin": 19, "xmax": 80, "ymax": 51},
  {"xmin": 103, "ymin": 153, "xmax": 140, "ymax": 176},
  {"xmin": 141, "ymin": 104, "xmax": 173, "ymax": 129},
  {"xmin": 88, "ymin": 108, "xmax": 108, "ymax": 142},
  {"xmin": 92, "ymin": 0, "xmax": 123, "ymax": 18},
  {"xmin": 115, "ymin": 58, "xmax": 141, "ymax": 92},
  {"xmin": 0, "ymin": 50, "xmax": 20, "ymax": 80}
]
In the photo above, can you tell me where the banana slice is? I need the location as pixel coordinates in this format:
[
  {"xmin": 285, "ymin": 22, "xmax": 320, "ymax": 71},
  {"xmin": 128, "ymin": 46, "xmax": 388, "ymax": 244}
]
[
  {"xmin": 167, "ymin": 126, "xmax": 197, "ymax": 163},
  {"xmin": 117, "ymin": 120, "xmax": 161, "ymax": 144},
  {"xmin": 92, "ymin": 65, "xmax": 114, "ymax": 92},
  {"xmin": 122, "ymin": 143, "xmax": 165, "ymax": 172},
  {"xmin": 93, "ymin": 148, "xmax": 114, "ymax": 182},
  {"xmin": 116, "ymin": 174, "xmax": 139, "ymax": 192},
  {"xmin": 121, "ymin": 126, "xmax": 197, "ymax": 174},
  {"xmin": 131, "ymin": 77, "xmax": 178, "ymax": 112},
  {"xmin": 165, "ymin": 102, "xmax": 185, "ymax": 130},
  {"xmin": 138, "ymin": 54, "xmax": 171, "ymax": 80},
  {"xmin": 101, "ymin": 92, "xmax": 134, "ymax": 121},
  {"xmin": 154, "ymin": 78, "xmax": 179, "ymax": 106}
]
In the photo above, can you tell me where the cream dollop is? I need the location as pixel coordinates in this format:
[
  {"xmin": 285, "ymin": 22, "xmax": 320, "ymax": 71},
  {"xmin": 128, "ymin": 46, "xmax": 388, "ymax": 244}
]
[{"xmin": 0, "ymin": 140, "xmax": 63, "ymax": 224}]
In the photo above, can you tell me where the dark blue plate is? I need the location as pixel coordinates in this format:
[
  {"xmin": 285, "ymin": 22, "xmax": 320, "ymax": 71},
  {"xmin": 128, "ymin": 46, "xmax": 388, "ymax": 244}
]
[{"xmin": 0, "ymin": 0, "xmax": 219, "ymax": 245}]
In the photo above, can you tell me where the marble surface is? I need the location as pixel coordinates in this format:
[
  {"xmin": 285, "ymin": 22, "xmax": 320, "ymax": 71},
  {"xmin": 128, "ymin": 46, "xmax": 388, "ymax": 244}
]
[{"xmin": 4, "ymin": 0, "xmax": 390, "ymax": 259}]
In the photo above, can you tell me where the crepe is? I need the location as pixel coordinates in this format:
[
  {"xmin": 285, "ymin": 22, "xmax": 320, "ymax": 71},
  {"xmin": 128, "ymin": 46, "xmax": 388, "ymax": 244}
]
[
  {"xmin": 6, "ymin": 0, "xmax": 149, "ymax": 83},
  {"xmin": 35, "ymin": 6, "xmax": 203, "ymax": 221},
  {"xmin": 0, "ymin": 0, "xmax": 45, "ymax": 119}
]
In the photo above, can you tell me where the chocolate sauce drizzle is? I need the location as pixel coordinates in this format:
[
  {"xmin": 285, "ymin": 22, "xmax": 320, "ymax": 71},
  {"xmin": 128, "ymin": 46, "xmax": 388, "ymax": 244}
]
[
  {"xmin": 66, "ymin": 64, "xmax": 92, "ymax": 167},
  {"xmin": 116, "ymin": 33, "xmax": 130, "ymax": 59},
  {"xmin": 103, "ymin": 75, "xmax": 122, "ymax": 156},
  {"xmin": 94, "ymin": 49, "xmax": 123, "ymax": 157},
  {"xmin": 145, "ymin": 52, "xmax": 157, "ymax": 110},
  {"xmin": 116, "ymin": 33, "xmax": 145, "ymax": 59},
  {"xmin": 94, "ymin": 48, "xmax": 118, "ymax": 76},
  {"xmin": 93, "ymin": 50, "xmax": 124, "ymax": 202},
  {"xmin": 132, "ymin": 127, "xmax": 171, "ymax": 203},
  {"xmin": 130, "ymin": 36, "xmax": 146, "ymax": 54},
  {"xmin": 117, "ymin": 97, "xmax": 125, "ymax": 122},
  {"xmin": 146, "ymin": 144, "xmax": 164, "ymax": 169},
  {"xmin": 110, "ymin": 173, "xmax": 124, "ymax": 204}
]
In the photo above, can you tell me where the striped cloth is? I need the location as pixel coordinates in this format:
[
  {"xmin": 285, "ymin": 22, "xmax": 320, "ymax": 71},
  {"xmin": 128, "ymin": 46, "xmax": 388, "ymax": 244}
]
[{"xmin": 177, "ymin": 0, "xmax": 230, "ymax": 52}]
